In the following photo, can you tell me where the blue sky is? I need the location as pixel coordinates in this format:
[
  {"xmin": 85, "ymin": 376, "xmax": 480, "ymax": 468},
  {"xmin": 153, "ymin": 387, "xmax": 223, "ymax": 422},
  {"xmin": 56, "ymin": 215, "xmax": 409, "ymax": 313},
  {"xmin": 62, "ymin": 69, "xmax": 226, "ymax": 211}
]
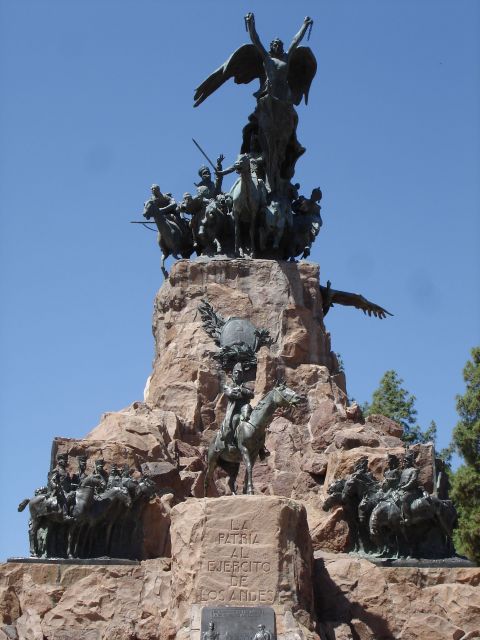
[{"xmin": 0, "ymin": 0, "xmax": 479, "ymax": 558}]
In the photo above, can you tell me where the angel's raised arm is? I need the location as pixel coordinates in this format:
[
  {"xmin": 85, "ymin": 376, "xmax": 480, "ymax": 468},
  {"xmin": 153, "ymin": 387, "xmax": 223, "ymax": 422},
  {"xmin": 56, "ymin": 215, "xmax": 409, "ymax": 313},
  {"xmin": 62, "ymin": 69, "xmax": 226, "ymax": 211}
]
[
  {"xmin": 245, "ymin": 13, "xmax": 268, "ymax": 60},
  {"xmin": 287, "ymin": 17, "xmax": 313, "ymax": 57}
]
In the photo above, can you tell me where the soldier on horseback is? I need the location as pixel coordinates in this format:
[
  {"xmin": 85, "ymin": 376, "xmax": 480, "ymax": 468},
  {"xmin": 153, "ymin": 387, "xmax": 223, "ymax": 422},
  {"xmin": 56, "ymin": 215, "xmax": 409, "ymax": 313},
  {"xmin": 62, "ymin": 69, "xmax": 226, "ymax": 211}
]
[
  {"xmin": 381, "ymin": 454, "xmax": 401, "ymax": 495},
  {"xmin": 144, "ymin": 184, "xmax": 177, "ymax": 219},
  {"xmin": 70, "ymin": 455, "xmax": 87, "ymax": 491},
  {"xmin": 194, "ymin": 154, "xmax": 225, "ymax": 199},
  {"xmin": 107, "ymin": 464, "xmax": 124, "ymax": 490},
  {"xmin": 218, "ymin": 362, "xmax": 271, "ymax": 461},
  {"xmin": 396, "ymin": 451, "xmax": 425, "ymax": 525},
  {"xmin": 92, "ymin": 458, "xmax": 109, "ymax": 495},
  {"xmin": 48, "ymin": 453, "xmax": 73, "ymax": 516},
  {"xmin": 219, "ymin": 363, "xmax": 254, "ymax": 448}
]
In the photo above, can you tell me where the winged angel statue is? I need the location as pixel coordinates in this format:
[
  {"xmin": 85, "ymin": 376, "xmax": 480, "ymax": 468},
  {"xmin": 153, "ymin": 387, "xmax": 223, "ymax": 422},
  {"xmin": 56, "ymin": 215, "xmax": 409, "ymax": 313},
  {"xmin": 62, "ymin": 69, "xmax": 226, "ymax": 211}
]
[{"xmin": 194, "ymin": 12, "xmax": 316, "ymax": 197}]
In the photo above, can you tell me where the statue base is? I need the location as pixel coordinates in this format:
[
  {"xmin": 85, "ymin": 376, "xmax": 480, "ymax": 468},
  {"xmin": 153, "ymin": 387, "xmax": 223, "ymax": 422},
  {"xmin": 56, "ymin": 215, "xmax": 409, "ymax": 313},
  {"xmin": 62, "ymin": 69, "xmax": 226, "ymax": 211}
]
[
  {"xmin": 1, "ymin": 537, "xmax": 479, "ymax": 638},
  {"xmin": 169, "ymin": 495, "xmax": 318, "ymax": 639}
]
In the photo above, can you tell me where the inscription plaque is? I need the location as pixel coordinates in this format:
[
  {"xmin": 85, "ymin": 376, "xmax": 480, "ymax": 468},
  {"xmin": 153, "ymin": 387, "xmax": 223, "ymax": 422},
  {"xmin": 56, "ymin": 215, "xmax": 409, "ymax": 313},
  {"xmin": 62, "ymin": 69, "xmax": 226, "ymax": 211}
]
[
  {"xmin": 197, "ymin": 515, "xmax": 276, "ymax": 606},
  {"xmin": 201, "ymin": 606, "xmax": 276, "ymax": 640}
]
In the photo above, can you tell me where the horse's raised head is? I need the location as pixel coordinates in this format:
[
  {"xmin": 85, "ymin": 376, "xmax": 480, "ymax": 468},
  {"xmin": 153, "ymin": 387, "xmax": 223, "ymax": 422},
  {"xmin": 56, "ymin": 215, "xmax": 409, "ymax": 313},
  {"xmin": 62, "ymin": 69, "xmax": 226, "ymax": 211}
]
[
  {"xmin": 143, "ymin": 198, "xmax": 157, "ymax": 219},
  {"xmin": 233, "ymin": 154, "xmax": 251, "ymax": 173},
  {"xmin": 274, "ymin": 383, "xmax": 303, "ymax": 407},
  {"xmin": 327, "ymin": 478, "xmax": 345, "ymax": 495}
]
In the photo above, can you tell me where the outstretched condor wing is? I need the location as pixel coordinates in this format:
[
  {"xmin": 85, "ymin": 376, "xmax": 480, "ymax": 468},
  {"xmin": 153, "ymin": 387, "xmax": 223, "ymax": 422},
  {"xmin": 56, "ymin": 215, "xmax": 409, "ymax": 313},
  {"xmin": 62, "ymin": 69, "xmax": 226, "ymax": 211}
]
[{"xmin": 320, "ymin": 282, "xmax": 393, "ymax": 319}]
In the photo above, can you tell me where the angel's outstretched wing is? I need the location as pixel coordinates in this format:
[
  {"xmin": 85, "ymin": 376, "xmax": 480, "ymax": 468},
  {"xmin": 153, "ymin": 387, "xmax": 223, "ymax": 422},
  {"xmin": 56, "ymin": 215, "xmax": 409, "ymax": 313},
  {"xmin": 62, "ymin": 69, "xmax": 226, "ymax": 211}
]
[
  {"xmin": 288, "ymin": 47, "xmax": 317, "ymax": 106},
  {"xmin": 194, "ymin": 44, "xmax": 265, "ymax": 107},
  {"xmin": 320, "ymin": 283, "xmax": 393, "ymax": 319}
]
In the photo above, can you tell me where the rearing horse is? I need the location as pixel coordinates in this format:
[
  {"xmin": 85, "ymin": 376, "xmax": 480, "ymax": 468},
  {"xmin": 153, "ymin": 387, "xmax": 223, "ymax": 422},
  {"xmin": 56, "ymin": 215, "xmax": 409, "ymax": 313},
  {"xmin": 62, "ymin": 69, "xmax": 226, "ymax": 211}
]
[{"xmin": 204, "ymin": 383, "xmax": 301, "ymax": 496}]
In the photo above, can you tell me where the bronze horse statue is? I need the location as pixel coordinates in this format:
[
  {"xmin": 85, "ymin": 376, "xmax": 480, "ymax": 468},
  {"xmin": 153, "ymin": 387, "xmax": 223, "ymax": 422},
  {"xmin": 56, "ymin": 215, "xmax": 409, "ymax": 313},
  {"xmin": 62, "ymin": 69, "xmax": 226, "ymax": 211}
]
[
  {"xmin": 143, "ymin": 198, "xmax": 194, "ymax": 277},
  {"xmin": 18, "ymin": 488, "xmax": 71, "ymax": 557},
  {"xmin": 67, "ymin": 476, "xmax": 132, "ymax": 558},
  {"xmin": 228, "ymin": 154, "xmax": 268, "ymax": 257},
  {"xmin": 196, "ymin": 196, "xmax": 233, "ymax": 256},
  {"xmin": 204, "ymin": 383, "xmax": 301, "ymax": 496},
  {"xmin": 369, "ymin": 492, "xmax": 458, "ymax": 558}
]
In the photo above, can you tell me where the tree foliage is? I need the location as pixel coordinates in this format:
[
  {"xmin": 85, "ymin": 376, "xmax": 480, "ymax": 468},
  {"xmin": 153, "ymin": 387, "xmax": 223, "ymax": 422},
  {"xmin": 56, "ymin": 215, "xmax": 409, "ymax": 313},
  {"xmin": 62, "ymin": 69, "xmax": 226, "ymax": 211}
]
[
  {"xmin": 451, "ymin": 347, "xmax": 480, "ymax": 562},
  {"xmin": 363, "ymin": 370, "xmax": 427, "ymax": 443}
]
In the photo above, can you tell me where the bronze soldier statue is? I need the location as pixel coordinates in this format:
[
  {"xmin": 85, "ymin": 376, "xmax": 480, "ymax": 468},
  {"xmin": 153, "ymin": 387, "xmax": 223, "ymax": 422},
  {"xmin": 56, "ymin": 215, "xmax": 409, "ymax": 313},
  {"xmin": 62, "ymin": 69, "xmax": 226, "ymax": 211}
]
[
  {"xmin": 220, "ymin": 363, "xmax": 254, "ymax": 448},
  {"xmin": 144, "ymin": 184, "xmax": 177, "ymax": 219},
  {"xmin": 107, "ymin": 464, "xmax": 124, "ymax": 490},
  {"xmin": 195, "ymin": 154, "xmax": 225, "ymax": 198},
  {"xmin": 397, "ymin": 451, "xmax": 424, "ymax": 524},
  {"xmin": 48, "ymin": 453, "xmax": 72, "ymax": 516},
  {"xmin": 70, "ymin": 455, "xmax": 87, "ymax": 491},
  {"xmin": 92, "ymin": 458, "xmax": 109, "ymax": 495},
  {"xmin": 381, "ymin": 454, "xmax": 401, "ymax": 495}
]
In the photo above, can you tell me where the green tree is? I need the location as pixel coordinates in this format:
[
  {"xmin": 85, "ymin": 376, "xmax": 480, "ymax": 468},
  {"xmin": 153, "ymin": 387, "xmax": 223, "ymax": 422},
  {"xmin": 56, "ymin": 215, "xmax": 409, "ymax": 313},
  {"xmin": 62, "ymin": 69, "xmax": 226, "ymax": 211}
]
[
  {"xmin": 438, "ymin": 442, "xmax": 455, "ymax": 469},
  {"xmin": 362, "ymin": 371, "xmax": 443, "ymax": 445},
  {"xmin": 451, "ymin": 347, "xmax": 480, "ymax": 562},
  {"xmin": 363, "ymin": 370, "xmax": 425, "ymax": 443},
  {"xmin": 418, "ymin": 420, "xmax": 453, "ymax": 463},
  {"xmin": 423, "ymin": 419, "xmax": 437, "ymax": 444}
]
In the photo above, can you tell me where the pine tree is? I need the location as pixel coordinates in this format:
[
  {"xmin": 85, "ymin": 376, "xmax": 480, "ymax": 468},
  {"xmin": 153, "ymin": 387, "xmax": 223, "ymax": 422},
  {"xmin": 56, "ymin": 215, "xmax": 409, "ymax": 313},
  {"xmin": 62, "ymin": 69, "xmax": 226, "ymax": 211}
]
[
  {"xmin": 363, "ymin": 370, "xmax": 424, "ymax": 443},
  {"xmin": 451, "ymin": 347, "xmax": 480, "ymax": 562},
  {"xmin": 423, "ymin": 419, "xmax": 437, "ymax": 444}
]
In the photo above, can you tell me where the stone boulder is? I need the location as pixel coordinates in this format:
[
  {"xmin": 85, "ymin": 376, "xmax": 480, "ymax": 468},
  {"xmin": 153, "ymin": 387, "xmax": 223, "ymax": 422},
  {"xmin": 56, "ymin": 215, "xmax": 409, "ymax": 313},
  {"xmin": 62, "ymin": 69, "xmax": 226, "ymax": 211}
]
[
  {"xmin": 314, "ymin": 551, "xmax": 480, "ymax": 640},
  {"xmin": 0, "ymin": 559, "xmax": 173, "ymax": 640}
]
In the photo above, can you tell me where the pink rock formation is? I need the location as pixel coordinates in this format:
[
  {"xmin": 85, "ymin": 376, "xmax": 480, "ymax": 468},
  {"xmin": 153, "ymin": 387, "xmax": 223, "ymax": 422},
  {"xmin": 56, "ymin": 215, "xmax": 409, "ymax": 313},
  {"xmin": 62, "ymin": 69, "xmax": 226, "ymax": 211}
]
[
  {"xmin": 315, "ymin": 551, "xmax": 480, "ymax": 639},
  {"xmin": 46, "ymin": 260, "xmax": 436, "ymax": 556},
  {"xmin": 144, "ymin": 259, "xmax": 341, "ymax": 432},
  {"xmin": 1, "ymin": 552, "xmax": 478, "ymax": 639},
  {"xmin": 0, "ymin": 559, "xmax": 174, "ymax": 640},
  {"xmin": 4, "ymin": 258, "xmax": 467, "ymax": 639}
]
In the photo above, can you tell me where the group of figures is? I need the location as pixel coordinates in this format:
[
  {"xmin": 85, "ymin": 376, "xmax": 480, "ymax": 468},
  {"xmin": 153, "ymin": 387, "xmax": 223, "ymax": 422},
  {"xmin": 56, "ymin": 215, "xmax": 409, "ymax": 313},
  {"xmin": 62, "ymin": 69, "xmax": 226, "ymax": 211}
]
[
  {"xmin": 323, "ymin": 452, "xmax": 458, "ymax": 559},
  {"xmin": 18, "ymin": 454, "xmax": 156, "ymax": 559},
  {"xmin": 139, "ymin": 12, "xmax": 394, "ymax": 322},
  {"xmin": 142, "ymin": 166, "xmax": 322, "ymax": 276},
  {"xmin": 139, "ymin": 12, "xmax": 324, "ymax": 276}
]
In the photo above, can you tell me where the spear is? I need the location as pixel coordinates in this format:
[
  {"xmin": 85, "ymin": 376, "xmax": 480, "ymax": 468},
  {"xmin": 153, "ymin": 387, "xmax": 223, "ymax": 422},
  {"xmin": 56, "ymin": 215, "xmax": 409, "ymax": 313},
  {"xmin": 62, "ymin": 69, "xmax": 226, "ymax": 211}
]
[
  {"xmin": 130, "ymin": 221, "xmax": 157, "ymax": 231},
  {"xmin": 192, "ymin": 138, "xmax": 217, "ymax": 172}
]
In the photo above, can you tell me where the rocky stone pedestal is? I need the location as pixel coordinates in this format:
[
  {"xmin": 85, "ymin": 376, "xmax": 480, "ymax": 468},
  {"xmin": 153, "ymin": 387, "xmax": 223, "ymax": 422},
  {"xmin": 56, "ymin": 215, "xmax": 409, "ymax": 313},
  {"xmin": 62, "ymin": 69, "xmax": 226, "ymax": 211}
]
[
  {"xmin": 169, "ymin": 495, "xmax": 319, "ymax": 639},
  {"xmin": 47, "ymin": 259, "xmax": 436, "ymax": 558},
  {"xmin": 2, "ymin": 545, "xmax": 479, "ymax": 639},
  {"xmin": 314, "ymin": 551, "xmax": 480, "ymax": 640},
  {"xmin": 5, "ymin": 258, "xmax": 477, "ymax": 639}
]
